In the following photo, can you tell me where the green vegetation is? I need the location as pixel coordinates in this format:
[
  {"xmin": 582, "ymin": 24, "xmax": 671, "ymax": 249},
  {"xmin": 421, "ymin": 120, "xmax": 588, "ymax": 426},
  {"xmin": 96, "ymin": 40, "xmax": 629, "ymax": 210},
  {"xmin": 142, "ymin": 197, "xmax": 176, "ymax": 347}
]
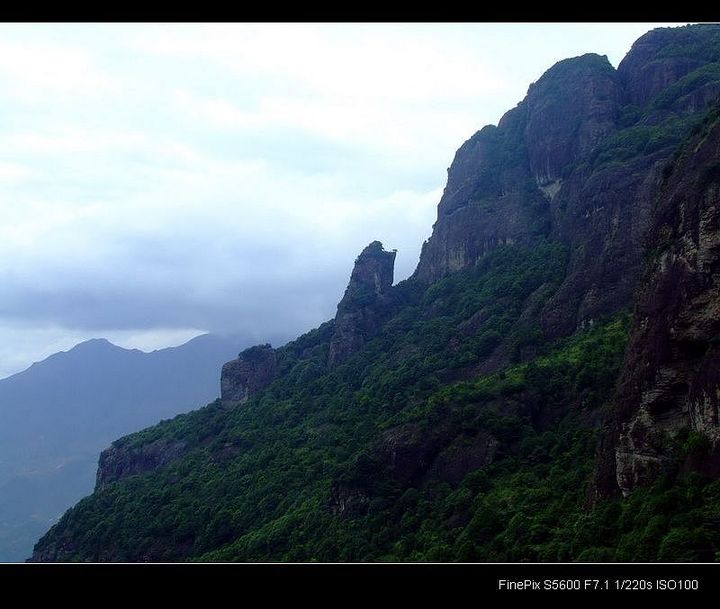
[
  {"xmin": 589, "ymin": 56, "xmax": 720, "ymax": 172},
  {"xmin": 36, "ymin": 238, "xmax": 720, "ymax": 563},
  {"xmin": 651, "ymin": 63, "xmax": 720, "ymax": 111},
  {"xmin": 575, "ymin": 475, "xmax": 720, "ymax": 562},
  {"xmin": 657, "ymin": 24, "xmax": 720, "ymax": 62},
  {"xmin": 590, "ymin": 112, "xmax": 706, "ymax": 169}
]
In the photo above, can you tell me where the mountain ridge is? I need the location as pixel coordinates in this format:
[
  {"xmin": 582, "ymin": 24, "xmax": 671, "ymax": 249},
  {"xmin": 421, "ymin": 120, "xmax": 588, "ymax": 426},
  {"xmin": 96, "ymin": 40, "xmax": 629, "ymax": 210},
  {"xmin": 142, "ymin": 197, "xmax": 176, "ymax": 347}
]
[{"xmin": 0, "ymin": 332, "xmax": 275, "ymax": 562}]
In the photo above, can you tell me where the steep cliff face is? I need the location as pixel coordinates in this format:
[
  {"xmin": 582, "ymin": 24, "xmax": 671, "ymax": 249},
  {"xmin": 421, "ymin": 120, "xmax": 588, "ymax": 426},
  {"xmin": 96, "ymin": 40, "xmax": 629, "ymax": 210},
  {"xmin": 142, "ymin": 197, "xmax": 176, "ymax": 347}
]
[
  {"xmin": 413, "ymin": 106, "xmax": 547, "ymax": 282},
  {"xmin": 328, "ymin": 241, "xmax": 396, "ymax": 366},
  {"xmin": 618, "ymin": 25, "xmax": 719, "ymax": 107},
  {"xmin": 220, "ymin": 344, "xmax": 277, "ymax": 406},
  {"xmin": 596, "ymin": 108, "xmax": 720, "ymax": 497},
  {"xmin": 525, "ymin": 54, "xmax": 621, "ymax": 185},
  {"xmin": 538, "ymin": 134, "xmax": 668, "ymax": 336},
  {"xmin": 417, "ymin": 25, "xmax": 720, "ymax": 339},
  {"xmin": 527, "ymin": 55, "xmax": 643, "ymax": 336},
  {"xmin": 414, "ymin": 54, "xmax": 620, "ymax": 285}
]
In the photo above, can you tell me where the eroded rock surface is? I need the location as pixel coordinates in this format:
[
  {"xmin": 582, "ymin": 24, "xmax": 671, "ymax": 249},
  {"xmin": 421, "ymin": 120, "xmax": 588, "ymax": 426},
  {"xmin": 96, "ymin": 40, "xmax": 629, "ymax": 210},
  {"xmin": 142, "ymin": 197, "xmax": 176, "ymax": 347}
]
[
  {"xmin": 595, "ymin": 108, "xmax": 720, "ymax": 497},
  {"xmin": 221, "ymin": 344, "xmax": 277, "ymax": 406},
  {"xmin": 328, "ymin": 241, "xmax": 396, "ymax": 366}
]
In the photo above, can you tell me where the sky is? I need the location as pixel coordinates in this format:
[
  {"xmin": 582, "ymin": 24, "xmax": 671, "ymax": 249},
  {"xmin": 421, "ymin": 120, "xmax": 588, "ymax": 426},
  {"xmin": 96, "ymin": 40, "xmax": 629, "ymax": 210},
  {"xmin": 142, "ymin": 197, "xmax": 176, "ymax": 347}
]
[{"xmin": 0, "ymin": 22, "xmax": 685, "ymax": 379}]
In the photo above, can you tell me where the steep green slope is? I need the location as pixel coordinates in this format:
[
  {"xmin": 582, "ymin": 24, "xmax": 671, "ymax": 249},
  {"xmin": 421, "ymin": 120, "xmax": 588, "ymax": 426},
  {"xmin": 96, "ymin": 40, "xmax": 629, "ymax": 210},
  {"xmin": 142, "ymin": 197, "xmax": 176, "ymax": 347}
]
[
  {"xmin": 36, "ymin": 297, "xmax": 720, "ymax": 562},
  {"xmin": 201, "ymin": 315, "xmax": 632, "ymax": 562},
  {"xmin": 34, "ymin": 243, "xmax": 573, "ymax": 561}
]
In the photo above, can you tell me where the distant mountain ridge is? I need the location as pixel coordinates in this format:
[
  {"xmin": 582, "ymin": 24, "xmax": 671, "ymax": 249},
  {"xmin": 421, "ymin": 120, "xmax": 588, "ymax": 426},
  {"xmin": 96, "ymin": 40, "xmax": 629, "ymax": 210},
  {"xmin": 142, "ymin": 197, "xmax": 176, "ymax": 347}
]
[{"xmin": 0, "ymin": 332, "xmax": 282, "ymax": 562}]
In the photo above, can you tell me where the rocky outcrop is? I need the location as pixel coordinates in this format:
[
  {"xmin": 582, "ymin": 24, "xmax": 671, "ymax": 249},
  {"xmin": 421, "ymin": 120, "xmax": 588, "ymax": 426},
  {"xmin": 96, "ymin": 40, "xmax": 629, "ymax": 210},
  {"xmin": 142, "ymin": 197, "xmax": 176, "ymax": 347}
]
[
  {"xmin": 539, "ymin": 27, "xmax": 720, "ymax": 337},
  {"xmin": 417, "ymin": 25, "xmax": 720, "ymax": 340},
  {"xmin": 328, "ymin": 420, "xmax": 499, "ymax": 517},
  {"xmin": 375, "ymin": 423, "xmax": 446, "ymax": 485},
  {"xmin": 329, "ymin": 481, "xmax": 370, "ymax": 517},
  {"xmin": 220, "ymin": 344, "xmax": 277, "ymax": 406},
  {"xmin": 428, "ymin": 431, "xmax": 499, "ymax": 486},
  {"xmin": 525, "ymin": 54, "xmax": 621, "ymax": 185},
  {"xmin": 413, "ymin": 106, "xmax": 549, "ymax": 282},
  {"xmin": 414, "ymin": 54, "xmax": 622, "ymax": 285},
  {"xmin": 617, "ymin": 25, "xmax": 718, "ymax": 107},
  {"xmin": 96, "ymin": 437, "xmax": 189, "ymax": 490},
  {"xmin": 328, "ymin": 241, "xmax": 396, "ymax": 366},
  {"xmin": 377, "ymin": 422, "xmax": 498, "ymax": 487},
  {"xmin": 594, "ymin": 106, "xmax": 720, "ymax": 498}
]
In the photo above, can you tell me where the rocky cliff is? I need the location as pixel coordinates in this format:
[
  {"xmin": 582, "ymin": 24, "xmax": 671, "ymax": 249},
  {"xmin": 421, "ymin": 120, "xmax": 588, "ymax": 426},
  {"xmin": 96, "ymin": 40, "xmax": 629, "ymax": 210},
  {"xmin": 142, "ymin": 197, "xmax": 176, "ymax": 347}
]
[
  {"xmin": 96, "ymin": 437, "xmax": 189, "ymax": 491},
  {"xmin": 595, "ymin": 106, "xmax": 720, "ymax": 498},
  {"xmin": 618, "ymin": 25, "xmax": 720, "ymax": 108},
  {"xmin": 416, "ymin": 26, "xmax": 720, "ymax": 340},
  {"xmin": 412, "ymin": 101, "xmax": 548, "ymax": 283},
  {"xmin": 220, "ymin": 344, "xmax": 277, "ymax": 406},
  {"xmin": 541, "ymin": 26, "xmax": 720, "ymax": 337},
  {"xmin": 414, "ymin": 53, "xmax": 621, "ymax": 286},
  {"xmin": 328, "ymin": 241, "xmax": 396, "ymax": 366}
]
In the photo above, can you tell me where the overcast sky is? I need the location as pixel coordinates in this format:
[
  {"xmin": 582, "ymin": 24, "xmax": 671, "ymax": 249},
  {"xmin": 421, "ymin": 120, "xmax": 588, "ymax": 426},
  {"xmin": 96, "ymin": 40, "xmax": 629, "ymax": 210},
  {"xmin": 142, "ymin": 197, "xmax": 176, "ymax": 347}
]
[{"xmin": 0, "ymin": 22, "xmax": 683, "ymax": 378}]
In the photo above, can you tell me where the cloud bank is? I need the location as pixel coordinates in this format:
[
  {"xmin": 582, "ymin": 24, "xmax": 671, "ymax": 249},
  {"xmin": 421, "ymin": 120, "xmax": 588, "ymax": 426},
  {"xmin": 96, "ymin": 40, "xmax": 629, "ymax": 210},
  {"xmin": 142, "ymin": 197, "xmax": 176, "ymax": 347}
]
[{"xmin": 0, "ymin": 23, "xmax": 674, "ymax": 378}]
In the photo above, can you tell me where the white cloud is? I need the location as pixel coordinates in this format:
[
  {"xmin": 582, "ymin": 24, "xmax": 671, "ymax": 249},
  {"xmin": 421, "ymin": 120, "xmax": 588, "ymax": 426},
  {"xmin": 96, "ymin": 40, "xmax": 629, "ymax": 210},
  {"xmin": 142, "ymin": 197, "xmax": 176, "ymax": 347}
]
[
  {"xmin": 131, "ymin": 24, "xmax": 507, "ymax": 167},
  {"xmin": 0, "ymin": 162, "xmax": 37, "ymax": 183},
  {"xmin": 0, "ymin": 23, "xmax": 675, "ymax": 378},
  {"xmin": 0, "ymin": 39, "xmax": 117, "ymax": 101},
  {"xmin": 130, "ymin": 24, "xmax": 507, "ymax": 100}
]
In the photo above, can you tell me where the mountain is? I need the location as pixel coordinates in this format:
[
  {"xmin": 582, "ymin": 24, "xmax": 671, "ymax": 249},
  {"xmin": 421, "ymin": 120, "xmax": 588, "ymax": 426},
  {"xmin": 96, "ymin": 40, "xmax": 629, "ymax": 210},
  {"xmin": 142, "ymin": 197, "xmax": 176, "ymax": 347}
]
[
  {"xmin": 0, "ymin": 333, "xmax": 262, "ymax": 562},
  {"xmin": 31, "ymin": 24, "xmax": 720, "ymax": 562}
]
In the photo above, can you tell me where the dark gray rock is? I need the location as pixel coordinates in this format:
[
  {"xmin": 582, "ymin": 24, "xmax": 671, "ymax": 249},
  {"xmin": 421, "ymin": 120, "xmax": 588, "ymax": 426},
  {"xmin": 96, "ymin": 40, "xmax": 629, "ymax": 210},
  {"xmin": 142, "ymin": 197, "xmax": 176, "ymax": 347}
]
[
  {"xmin": 328, "ymin": 241, "xmax": 396, "ymax": 366},
  {"xmin": 414, "ymin": 54, "xmax": 623, "ymax": 286},
  {"xmin": 329, "ymin": 481, "xmax": 370, "ymax": 517},
  {"xmin": 95, "ymin": 437, "xmax": 189, "ymax": 491},
  {"xmin": 429, "ymin": 431, "xmax": 499, "ymax": 486},
  {"xmin": 376, "ymin": 423, "xmax": 444, "ymax": 485},
  {"xmin": 539, "ymin": 149, "xmax": 667, "ymax": 337},
  {"xmin": 617, "ymin": 26, "xmax": 718, "ymax": 106},
  {"xmin": 220, "ymin": 344, "xmax": 277, "ymax": 406},
  {"xmin": 525, "ymin": 54, "xmax": 621, "ymax": 185},
  {"xmin": 413, "ymin": 107, "xmax": 550, "ymax": 283},
  {"xmin": 594, "ymin": 106, "xmax": 720, "ymax": 498},
  {"xmin": 374, "ymin": 422, "xmax": 498, "ymax": 487}
]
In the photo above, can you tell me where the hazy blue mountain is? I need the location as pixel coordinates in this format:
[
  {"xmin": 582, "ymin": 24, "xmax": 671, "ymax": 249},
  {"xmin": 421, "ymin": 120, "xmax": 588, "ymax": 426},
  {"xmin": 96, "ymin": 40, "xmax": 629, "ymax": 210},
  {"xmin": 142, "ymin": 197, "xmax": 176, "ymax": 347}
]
[{"xmin": 0, "ymin": 333, "xmax": 272, "ymax": 562}]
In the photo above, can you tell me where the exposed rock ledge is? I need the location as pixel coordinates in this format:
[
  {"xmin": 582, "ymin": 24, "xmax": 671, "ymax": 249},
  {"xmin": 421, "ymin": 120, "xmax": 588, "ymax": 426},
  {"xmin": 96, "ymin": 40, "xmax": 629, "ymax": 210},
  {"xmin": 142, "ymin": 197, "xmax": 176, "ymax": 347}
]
[
  {"xmin": 221, "ymin": 343, "xmax": 278, "ymax": 406},
  {"xmin": 328, "ymin": 241, "xmax": 396, "ymax": 366},
  {"xmin": 95, "ymin": 437, "xmax": 189, "ymax": 491}
]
